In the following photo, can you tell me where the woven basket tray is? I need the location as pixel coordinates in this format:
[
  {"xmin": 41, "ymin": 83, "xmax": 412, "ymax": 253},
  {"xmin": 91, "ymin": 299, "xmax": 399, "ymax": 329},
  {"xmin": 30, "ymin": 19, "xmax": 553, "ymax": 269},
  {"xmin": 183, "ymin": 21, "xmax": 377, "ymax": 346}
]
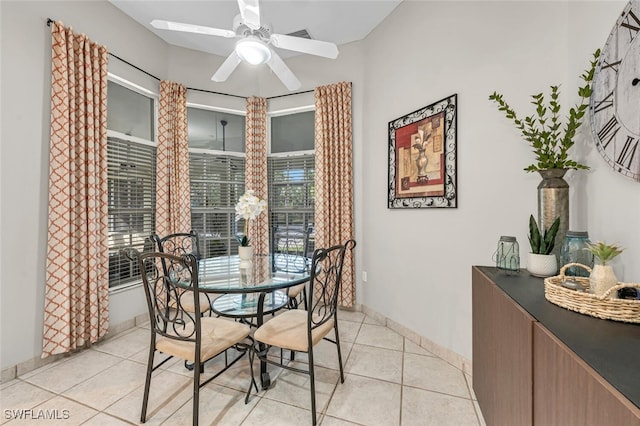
[{"xmin": 544, "ymin": 263, "xmax": 640, "ymax": 324}]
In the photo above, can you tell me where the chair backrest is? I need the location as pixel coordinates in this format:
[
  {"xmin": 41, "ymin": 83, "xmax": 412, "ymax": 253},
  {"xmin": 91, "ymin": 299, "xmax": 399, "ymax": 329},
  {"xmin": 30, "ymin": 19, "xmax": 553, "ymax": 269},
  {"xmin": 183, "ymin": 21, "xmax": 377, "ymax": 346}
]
[
  {"xmin": 306, "ymin": 239, "xmax": 356, "ymax": 331},
  {"xmin": 272, "ymin": 225, "xmax": 312, "ymax": 273},
  {"xmin": 124, "ymin": 248, "xmax": 203, "ymax": 343},
  {"xmin": 151, "ymin": 231, "xmax": 201, "ymax": 260}
]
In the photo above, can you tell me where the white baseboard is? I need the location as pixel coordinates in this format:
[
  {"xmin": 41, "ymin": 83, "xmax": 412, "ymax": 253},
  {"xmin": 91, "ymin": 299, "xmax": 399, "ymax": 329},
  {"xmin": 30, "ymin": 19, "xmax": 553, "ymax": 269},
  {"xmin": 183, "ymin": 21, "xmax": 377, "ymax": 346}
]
[
  {"xmin": 1, "ymin": 313, "xmax": 148, "ymax": 383},
  {"xmin": 359, "ymin": 304, "xmax": 472, "ymax": 376}
]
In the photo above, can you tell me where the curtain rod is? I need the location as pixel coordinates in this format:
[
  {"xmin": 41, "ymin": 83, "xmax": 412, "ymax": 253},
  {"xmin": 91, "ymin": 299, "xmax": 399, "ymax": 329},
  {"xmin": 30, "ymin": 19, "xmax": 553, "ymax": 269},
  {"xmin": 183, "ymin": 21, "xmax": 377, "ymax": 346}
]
[
  {"xmin": 266, "ymin": 90, "xmax": 313, "ymax": 100},
  {"xmin": 267, "ymin": 81, "xmax": 352, "ymax": 100},
  {"xmin": 46, "ymin": 18, "xmax": 322, "ymax": 101}
]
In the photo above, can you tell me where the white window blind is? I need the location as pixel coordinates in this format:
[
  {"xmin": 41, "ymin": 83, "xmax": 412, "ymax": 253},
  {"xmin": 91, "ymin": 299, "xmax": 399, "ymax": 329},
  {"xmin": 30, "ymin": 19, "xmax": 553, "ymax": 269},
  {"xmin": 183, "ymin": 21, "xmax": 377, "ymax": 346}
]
[
  {"xmin": 190, "ymin": 153, "xmax": 245, "ymax": 258},
  {"xmin": 268, "ymin": 154, "xmax": 315, "ymax": 253},
  {"xmin": 107, "ymin": 137, "xmax": 156, "ymax": 287}
]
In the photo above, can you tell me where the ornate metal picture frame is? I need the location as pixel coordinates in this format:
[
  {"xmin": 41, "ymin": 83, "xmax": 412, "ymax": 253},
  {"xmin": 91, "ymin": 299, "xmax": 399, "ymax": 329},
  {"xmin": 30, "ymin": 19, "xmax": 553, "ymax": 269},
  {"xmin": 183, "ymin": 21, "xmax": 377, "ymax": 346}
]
[{"xmin": 388, "ymin": 94, "xmax": 457, "ymax": 209}]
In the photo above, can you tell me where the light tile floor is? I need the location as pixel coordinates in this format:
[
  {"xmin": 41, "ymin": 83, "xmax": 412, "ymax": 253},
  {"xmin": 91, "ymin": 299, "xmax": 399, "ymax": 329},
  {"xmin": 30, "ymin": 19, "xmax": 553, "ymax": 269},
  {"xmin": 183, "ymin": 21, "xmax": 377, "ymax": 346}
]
[{"xmin": 1, "ymin": 310, "xmax": 486, "ymax": 425}]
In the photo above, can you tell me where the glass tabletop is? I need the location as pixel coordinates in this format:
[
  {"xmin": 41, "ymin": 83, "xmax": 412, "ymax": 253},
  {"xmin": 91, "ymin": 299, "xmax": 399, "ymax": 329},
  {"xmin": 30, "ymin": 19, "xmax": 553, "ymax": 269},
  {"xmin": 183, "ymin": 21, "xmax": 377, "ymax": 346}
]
[
  {"xmin": 197, "ymin": 254, "xmax": 310, "ymax": 294},
  {"xmin": 211, "ymin": 291, "xmax": 289, "ymax": 319}
]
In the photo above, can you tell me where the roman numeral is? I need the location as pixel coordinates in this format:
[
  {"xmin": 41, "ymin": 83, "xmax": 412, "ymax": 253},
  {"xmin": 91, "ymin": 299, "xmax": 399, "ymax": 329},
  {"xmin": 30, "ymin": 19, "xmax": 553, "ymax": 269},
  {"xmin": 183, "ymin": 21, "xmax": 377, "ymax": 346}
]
[
  {"xmin": 621, "ymin": 9, "xmax": 640, "ymax": 40},
  {"xmin": 602, "ymin": 59, "xmax": 621, "ymax": 72},
  {"xmin": 593, "ymin": 92, "xmax": 614, "ymax": 113},
  {"xmin": 616, "ymin": 136, "xmax": 638, "ymax": 170},
  {"xmin": 597, "ymin": 116, "xmax": 620, "ymax": 149}
]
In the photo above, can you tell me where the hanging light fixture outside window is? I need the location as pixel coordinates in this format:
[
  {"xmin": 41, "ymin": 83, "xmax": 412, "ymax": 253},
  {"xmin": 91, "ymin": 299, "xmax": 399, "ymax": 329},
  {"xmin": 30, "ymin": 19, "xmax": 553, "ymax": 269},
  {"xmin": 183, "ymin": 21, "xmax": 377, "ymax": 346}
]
[{"xmin": 235, "ymin": 37, "xmax": 271, "ymax": 65}]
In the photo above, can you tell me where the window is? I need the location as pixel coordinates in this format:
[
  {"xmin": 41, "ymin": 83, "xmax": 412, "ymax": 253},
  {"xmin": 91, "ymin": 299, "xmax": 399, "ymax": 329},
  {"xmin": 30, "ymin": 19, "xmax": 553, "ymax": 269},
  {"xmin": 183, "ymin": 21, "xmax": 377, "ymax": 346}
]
[
  {"xmin": 270, "ymin": 110, "xmax": 314, "ymax": 153},
  {"xmin": 190, "ymin": 153, "xmax": 245, "ymax": 258},
  {"xmin": 187, "ymin": 107, "xmax": 245, "ymax": 152},
  {"xmin": 107, "ymin": 80, "xmax": 156, "ymax": 288},
  {"xmin": 187, "ymin": 108, "xmax": 246, "ymax": 257},
  {"xmin": 107, "ymin": 80, "xmax": 155, "ymax": 140},
  {"xmin": 268, "ymin": 110, "xmax": 315, "ymax": 254}
]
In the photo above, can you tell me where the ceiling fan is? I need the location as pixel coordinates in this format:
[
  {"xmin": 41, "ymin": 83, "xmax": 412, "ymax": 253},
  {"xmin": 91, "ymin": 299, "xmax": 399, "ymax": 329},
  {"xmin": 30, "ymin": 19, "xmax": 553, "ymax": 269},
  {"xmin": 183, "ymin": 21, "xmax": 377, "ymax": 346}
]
[{"xmin": 150, "ymin": 0, "xmax": 339, "ymax": 91}]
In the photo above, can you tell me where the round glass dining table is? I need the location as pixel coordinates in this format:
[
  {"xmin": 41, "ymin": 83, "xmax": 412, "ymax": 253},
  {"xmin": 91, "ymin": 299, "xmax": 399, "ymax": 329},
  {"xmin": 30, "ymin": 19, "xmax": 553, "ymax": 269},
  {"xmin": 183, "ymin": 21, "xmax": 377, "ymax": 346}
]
[
  {"xmin": 198, "ymin": 253, "xmax": 310, "ymax": 290},
  {"xmin": 196, "ymin": 253, "xmax": 311, "ymax": 388}
]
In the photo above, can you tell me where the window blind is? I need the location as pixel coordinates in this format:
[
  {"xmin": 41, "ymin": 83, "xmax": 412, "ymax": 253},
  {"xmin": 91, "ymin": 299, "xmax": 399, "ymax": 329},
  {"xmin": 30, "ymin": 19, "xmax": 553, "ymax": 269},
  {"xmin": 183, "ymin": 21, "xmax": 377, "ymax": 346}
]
[
  {"xmin": 107, "ymin": 137, "xmax": 156, "ymax": 287},
  {"xmin": 190, "ymin": 153, "xmax": 246, "ymax": 258},
  {"xmin": 268, "ymin": 154, "xmax": 315, "ymax": 253}
]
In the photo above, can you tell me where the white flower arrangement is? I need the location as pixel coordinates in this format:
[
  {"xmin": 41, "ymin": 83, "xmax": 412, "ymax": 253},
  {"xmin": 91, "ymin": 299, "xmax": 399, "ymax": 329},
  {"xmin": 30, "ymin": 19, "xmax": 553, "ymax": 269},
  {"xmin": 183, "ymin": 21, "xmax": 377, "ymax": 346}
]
[{"xmin": 235, "ymin": 190, "xmax": 267, "ymax": 246}]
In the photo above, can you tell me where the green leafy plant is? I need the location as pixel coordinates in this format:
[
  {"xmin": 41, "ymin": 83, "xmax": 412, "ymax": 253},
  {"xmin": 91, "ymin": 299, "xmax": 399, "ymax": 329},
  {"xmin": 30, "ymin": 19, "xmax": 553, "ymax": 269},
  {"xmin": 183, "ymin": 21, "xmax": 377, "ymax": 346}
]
[
  {"xmin": 236, "ymin": 235, "xmax": 250, "ymax": 247},
  {"xmin": 585, "ymin": 241, "xmax": 623, "ymax": 265},
  {"xmin": 528, "ymin": 215, "xmax": 560, "ymax": 255},
  {"xmin": 489, "ymin": 49, "xmax": 600, "ymax": 172}
]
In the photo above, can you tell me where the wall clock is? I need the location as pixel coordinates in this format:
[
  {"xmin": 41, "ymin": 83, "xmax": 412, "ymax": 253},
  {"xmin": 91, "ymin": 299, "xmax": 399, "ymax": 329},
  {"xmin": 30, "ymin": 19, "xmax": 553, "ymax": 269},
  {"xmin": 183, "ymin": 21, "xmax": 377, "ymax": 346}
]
[{"xmin": 589, "ymin": 0, "xmax": 640, "ymax": 182}]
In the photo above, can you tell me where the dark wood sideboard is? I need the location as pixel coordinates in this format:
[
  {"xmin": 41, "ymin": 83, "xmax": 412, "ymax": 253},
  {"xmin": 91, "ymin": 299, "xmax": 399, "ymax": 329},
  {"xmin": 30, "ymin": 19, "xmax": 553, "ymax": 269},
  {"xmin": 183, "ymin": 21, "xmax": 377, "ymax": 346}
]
[{"xmin": 472, "ymin": 266, "xmax": 640, "ymax": 426}]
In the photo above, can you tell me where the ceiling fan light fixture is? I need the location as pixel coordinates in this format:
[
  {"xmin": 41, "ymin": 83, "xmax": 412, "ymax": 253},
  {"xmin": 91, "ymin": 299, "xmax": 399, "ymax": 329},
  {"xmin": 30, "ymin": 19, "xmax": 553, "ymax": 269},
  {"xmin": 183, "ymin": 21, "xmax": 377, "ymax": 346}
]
[{"xmin": 235, "ymin": 37, "xmax": 271, "ymax": 65}]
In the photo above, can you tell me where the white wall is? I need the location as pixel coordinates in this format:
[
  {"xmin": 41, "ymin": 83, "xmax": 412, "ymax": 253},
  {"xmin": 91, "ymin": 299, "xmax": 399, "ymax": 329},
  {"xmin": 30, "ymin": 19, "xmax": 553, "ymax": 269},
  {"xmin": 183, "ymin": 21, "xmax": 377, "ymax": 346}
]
[
  {"xmin": 0, "ymin": 0, "xmax": 169, "ymax": 372},
  {"xmin": 2, "ymin": 0, "xmax": 637, "ymax": 374},
  {"xmin": 360, "ymin": 0, "xmax": 636, "ymax": 361}
]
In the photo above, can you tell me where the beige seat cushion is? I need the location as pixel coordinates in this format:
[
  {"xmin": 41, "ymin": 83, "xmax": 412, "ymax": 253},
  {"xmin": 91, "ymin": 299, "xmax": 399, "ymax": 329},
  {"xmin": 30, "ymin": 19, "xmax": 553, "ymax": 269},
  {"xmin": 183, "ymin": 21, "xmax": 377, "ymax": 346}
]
[
  {"xmin": 254, "ymin": 309, "xmax": 334, "ymax": 353},
  {"xmin": 287, "ymin": 283, "xmax": 306, "ymax": 299},
  {"xmin": 156, "ymin": 317, "xmax": 250, "ymax": 362},
  {"xmin": 168, "ymin": 292, "xmax": 211, "ymax": 314}
]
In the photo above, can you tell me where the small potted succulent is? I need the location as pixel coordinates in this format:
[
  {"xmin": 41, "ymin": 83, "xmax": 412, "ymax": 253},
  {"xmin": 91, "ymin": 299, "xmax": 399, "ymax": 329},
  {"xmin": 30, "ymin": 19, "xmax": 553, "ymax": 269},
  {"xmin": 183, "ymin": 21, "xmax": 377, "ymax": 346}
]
[
  {"xmin": 585, "ymin": 241, "xmax": 623, "ymax": 297},
  {"xmin": 527, "ymin": 215, "xmax": 560, "ymax": 277}
]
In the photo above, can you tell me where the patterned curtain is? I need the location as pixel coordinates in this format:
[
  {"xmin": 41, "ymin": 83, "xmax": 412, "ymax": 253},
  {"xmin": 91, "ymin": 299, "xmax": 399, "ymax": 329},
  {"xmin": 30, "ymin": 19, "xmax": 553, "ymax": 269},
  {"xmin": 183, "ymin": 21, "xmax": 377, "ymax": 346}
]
[
  {"xmin": 42, "ymin": 21, "xmax": 109, "ymax": 357},
  {"xmin": 314, "ymin": 82, "xmax": 355, "ymax": 307},
  {"xmin": 244, "ymin": 97, "xmax": 269, "ymax": 257},
  {"xmin": 155, "ymin": 81, "xmax": 191, "ymax": 236}
]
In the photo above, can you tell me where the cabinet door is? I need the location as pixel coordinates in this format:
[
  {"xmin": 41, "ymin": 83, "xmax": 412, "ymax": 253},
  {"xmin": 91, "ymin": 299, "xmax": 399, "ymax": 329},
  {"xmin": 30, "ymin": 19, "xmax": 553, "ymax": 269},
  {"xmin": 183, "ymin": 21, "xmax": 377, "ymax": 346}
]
[
  {"xmin": 533, "ymin": 323, "xmax": 640, "ymax": 426},
  {"xmin": 472, "ymin": 267, "xmax": 534, "ymax": 426}
]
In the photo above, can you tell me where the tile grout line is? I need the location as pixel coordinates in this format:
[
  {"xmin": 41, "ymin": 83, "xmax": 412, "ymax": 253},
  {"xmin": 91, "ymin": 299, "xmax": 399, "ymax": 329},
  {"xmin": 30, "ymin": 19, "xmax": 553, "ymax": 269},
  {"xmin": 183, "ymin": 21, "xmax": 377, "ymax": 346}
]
[
  {"xmin": 399, "ymin": 336, "xmax": 405, "ymax": 426},
  {"xmin": 464, "ymin": 373, "xmax": 485, "ymax": 425},
  {"xmin": 317, "ymin": 314, "xmax": 366, "ymax": 425},
  {"xmin": 317, "ymin": 318, "xmax": 362, "ymax": 422}
]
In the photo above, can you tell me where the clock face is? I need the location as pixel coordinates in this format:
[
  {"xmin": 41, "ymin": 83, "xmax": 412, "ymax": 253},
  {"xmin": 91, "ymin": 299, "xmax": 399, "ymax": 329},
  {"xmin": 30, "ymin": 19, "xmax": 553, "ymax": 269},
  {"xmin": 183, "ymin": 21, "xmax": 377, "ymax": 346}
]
[{"xmin": 590, "ymin": 0, "xmax": 640, "ymax": 182}]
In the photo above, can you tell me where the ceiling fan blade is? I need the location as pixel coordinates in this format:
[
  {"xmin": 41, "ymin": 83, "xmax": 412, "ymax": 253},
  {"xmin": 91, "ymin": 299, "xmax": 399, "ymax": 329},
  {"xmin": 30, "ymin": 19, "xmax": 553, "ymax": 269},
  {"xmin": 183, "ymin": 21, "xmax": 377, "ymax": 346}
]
[
  {"xmin": 211, "ymin": 51, "xmax": 242, "ymax": 82},
  {"xmin": 270, "ymin": 34, "xmax": 339, "ymax": 59},
  {"xmin": 151, "ymin": 19, "xmax": 236, "ymax": 38},
  {"xmin": 237, "ymin": 0, "xmax": 261, "ymax": 30},
  {"xmin": 267, "ymin": 50, "xmax": 301, "ymax": 91}
]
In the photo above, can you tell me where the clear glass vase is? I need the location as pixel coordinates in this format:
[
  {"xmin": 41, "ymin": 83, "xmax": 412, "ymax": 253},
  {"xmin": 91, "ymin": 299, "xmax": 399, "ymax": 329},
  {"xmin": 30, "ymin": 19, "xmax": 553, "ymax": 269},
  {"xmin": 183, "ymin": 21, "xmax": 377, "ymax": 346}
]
[
  {"xmin": 559, "ymin": 231, "xmax": 594, "ymax": 276},
  {"xmin": 493, "ymin": 236, "xmax": 520, "ymax": 274}
]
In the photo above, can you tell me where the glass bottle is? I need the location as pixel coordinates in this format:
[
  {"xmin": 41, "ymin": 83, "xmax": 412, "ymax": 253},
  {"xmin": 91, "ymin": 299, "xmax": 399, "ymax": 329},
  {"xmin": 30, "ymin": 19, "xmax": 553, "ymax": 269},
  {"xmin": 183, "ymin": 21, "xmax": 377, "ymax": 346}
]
[
  {"xmin": 493, "ymin": 236, "xmax": 520, "ymax": 274},
  {"xmin": 559, "ymin": 231, "xmax": 594, "ymax": 277}
]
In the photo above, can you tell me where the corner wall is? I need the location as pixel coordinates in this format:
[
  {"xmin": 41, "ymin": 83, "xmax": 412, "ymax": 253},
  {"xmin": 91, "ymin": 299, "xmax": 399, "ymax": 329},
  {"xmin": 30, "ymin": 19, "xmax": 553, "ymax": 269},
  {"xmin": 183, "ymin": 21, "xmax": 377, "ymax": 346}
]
[{"xmin": 359, "ymin": 1, "xmax": 633, "ymax": 361}]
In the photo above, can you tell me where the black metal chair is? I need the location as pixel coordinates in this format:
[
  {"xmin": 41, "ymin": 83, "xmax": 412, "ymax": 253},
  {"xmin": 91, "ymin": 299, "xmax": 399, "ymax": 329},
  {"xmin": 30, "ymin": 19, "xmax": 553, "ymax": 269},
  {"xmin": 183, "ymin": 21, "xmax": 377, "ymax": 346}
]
[
  {"xmin": 272, "ymin": 225, "xmax": 313, "ymax": 310},
  {"xmin": 151, "ymin": 231, "xmax": 202, "ymax": 260},
  {"xmin": 151, "ymin": 231, "xmax": 212, "ymax": 316},
  {"xmin": 124, "ymin": 248, "xmax": 251, "ymax": 426},
  {"xmin": 247, "ymin": 239, "xmax": 356, "ymax": 425}
]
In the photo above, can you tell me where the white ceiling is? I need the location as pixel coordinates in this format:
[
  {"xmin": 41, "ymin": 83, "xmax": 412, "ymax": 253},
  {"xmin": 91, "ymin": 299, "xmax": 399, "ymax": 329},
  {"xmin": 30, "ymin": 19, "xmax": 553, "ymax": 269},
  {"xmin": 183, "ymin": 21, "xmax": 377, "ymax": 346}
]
[{"xmin": 109, "ymin": 0, "xmax": 402, "ymax": 59}]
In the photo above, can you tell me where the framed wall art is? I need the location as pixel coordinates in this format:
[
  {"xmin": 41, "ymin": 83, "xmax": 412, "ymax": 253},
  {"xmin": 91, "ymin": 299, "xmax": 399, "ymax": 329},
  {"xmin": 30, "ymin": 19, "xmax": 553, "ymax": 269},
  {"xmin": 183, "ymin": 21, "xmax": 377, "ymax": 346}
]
[{"xmin": 388, "ymin": 94, "xmax": 457, "ymax": 209}]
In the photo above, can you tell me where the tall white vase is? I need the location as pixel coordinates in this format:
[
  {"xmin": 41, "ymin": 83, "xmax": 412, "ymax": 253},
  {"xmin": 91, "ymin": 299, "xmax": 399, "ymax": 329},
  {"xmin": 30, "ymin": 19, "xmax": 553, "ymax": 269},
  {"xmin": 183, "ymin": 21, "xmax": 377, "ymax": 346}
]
[{"xmin": 238, "ymin": 246, "xmax": 254, "ymax": 286}]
